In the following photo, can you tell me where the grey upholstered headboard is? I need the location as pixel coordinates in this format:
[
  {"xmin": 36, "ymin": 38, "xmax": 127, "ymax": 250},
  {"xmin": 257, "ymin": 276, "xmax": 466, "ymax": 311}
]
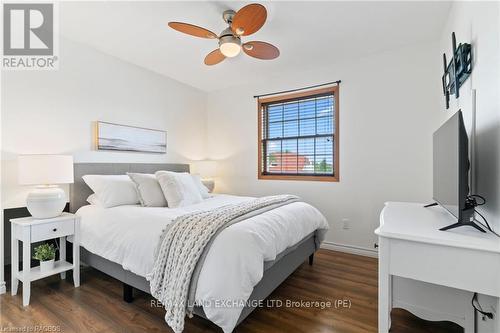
[{"xmin": 69, "ymin": 163, "xmax": 190, "ymax": 213}]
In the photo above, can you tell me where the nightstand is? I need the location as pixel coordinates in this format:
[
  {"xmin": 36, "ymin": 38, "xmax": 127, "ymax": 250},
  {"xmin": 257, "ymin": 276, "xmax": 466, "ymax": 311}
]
[{"xmin": 10, "ymin": 212, "xmax": 80, "ymax": 306}]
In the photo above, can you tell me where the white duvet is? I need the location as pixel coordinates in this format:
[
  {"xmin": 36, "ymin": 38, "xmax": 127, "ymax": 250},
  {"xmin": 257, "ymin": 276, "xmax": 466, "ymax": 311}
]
[{"xmin": 76, "ymin": 194, "xmax": 329, "ymax": 332}]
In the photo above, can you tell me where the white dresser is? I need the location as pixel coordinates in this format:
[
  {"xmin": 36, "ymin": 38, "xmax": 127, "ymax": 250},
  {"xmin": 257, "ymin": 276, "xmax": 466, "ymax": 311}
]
[{"xmin": 375, "ymin": 202, "xmax": 500, "ymax": 333}]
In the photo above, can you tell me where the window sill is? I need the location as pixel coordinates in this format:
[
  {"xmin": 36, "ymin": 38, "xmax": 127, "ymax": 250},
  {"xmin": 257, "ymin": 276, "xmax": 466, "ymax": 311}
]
[{"xmin": 258, "ymin": 174, "xmax": 339, "ymax": 182}]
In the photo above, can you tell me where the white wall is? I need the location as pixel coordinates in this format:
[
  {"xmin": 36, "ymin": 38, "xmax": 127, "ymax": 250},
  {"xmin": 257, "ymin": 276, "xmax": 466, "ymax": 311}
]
[
  {"xmin": 437, "ymin": 3, "xmax": 500, "ymax": 329},
  {"xmin": 206, "ymin": 42, "xmax": 442, "ymax": 251},
  {"xmin": 1, "ymin": 37, "xmax": 207, "ymax": 209},
  {"xmin": 437, "ymin": 1, "xmax": 500, "ymax": 232}
]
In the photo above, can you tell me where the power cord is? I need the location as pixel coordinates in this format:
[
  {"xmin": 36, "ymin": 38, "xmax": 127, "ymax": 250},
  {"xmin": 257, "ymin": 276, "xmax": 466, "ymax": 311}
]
[
  {"xmin": 470, "ymin": 194, "xmax": 486, "ymax": 206},
  {"xmin": 474, "ymin": 209, "xmax": 499, "ymax": 236},
  {"xmin": 468, "ymin": 194, "xmax": 500, "ymax": 237},
  {"xmin": 472, "ymin": 293, "xmax": 494, "ymax": 320}
]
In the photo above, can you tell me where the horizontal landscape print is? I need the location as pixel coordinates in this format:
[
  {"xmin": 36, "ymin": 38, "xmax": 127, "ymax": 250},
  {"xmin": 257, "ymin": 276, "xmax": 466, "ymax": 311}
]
[{"xmin": 96, "ymin": 121, "xmax": 166, "ymax": 153}]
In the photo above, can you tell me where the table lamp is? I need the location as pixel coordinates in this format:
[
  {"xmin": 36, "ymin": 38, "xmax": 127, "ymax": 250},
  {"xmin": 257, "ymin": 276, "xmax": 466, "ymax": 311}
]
[
  {"xmin": 192, "ymin": 160, "xmax": 217, "ymax": 192},
  {"xmin": 18, "ymin": 154, "xmax": 74, "ymax": 219}
]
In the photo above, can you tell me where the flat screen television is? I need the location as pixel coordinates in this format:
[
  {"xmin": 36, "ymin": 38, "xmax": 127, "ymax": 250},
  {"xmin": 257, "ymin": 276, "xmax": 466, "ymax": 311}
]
[{"xmin": 431, "ymin": 110, "xmax": 483, "ymax": 232}]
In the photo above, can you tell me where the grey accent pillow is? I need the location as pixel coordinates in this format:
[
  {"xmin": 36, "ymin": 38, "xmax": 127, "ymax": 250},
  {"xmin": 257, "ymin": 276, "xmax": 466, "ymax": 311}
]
[
  {"xmin": 155, "ymin": 171, "xmax": 203, "ymax": 208},
  {"xmin": 127, "ymin": 173, "xmax": 168, "ymax": 207},
  {"xmin": 201, "ymin": 179, "xmax": 214, "ymax": 193}
]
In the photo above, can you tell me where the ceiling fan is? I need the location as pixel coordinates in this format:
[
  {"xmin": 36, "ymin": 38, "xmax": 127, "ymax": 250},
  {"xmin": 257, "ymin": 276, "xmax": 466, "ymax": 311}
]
[{"xmin": 168, "ymin": 3, "xmax": 280, "ymax": 66}]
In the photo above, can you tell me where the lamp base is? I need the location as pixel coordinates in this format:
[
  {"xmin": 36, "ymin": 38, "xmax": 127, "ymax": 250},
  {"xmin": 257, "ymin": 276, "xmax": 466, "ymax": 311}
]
[{"xmin": 26, "ymin": 186, "xmax": 66, "ymax": 219}]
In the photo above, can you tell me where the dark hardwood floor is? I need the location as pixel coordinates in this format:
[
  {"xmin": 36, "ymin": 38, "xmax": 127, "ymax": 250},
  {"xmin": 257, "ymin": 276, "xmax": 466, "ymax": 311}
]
[{"xmin": 1, "ymin": 250, "xmax": 462, "ymax": 332}]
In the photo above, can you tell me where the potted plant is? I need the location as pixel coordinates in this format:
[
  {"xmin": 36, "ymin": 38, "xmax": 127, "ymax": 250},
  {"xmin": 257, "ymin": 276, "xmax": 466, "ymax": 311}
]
[{"xmin": 33, "ymin": 243, "xmax": 56, "ymax": 272}]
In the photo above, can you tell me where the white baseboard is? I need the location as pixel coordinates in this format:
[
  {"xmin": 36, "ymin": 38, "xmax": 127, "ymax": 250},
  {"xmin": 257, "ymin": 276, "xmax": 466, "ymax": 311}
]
[{"xmin": 321, "ymin": 241, "xmax": 378, "ymax": 258}]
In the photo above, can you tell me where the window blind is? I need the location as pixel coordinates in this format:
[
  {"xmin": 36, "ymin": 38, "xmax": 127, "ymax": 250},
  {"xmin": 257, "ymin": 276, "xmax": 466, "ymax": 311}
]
[{"xmin": 260, "ymin": 92, "xmax": 336, "ymax": 177}]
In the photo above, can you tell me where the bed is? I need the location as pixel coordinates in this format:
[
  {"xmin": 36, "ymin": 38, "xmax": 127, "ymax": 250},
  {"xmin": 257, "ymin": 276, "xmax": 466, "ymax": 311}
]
[{"xmin": 70, "ymin": 163, "xmax": 329, "ymax": 332}]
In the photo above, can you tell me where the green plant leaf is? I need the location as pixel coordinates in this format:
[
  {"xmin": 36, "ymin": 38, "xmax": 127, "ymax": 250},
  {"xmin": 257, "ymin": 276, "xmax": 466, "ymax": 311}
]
[{"xmin": 33, "ymin": 243, "xmax": 56, "ymax": 261}]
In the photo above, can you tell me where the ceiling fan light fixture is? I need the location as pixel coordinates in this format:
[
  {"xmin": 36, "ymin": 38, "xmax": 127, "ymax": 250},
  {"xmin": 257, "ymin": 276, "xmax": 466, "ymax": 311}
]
[
  {"xmin": 219, "ymin": 35, "xmax": 241, "ymax": 57},
  {"xmin": 169, "ymin": 3, "xmax": 279, "ymax": 65}
]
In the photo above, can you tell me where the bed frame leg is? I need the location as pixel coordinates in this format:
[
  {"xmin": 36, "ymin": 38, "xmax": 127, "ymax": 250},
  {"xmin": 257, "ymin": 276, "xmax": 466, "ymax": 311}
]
[
  {"xmin": 309, "ymin": 253, "xmax": 314, "ymax": 266},
  {"xmin": 123, "ymin": 283, "xmax": 134, "ymax": 303}
]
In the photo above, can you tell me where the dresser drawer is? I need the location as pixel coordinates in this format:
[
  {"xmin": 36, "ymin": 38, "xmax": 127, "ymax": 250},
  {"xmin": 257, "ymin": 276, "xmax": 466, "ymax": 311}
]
[{"xmin": 31, "ymin": 220, "xmax": 75, "ymax": 242}]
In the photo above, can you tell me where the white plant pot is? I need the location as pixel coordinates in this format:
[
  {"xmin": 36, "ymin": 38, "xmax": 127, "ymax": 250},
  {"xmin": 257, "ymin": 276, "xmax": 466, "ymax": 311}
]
[{"xmin": 40, "ymin": 259, "xmax": 55, "ymax": 273}]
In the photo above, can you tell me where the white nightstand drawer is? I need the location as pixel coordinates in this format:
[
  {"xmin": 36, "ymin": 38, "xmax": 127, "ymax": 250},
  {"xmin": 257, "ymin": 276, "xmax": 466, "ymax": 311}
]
[{"xmin": 31, "ymin": 220, "xmax": 75, "ymax": 242}]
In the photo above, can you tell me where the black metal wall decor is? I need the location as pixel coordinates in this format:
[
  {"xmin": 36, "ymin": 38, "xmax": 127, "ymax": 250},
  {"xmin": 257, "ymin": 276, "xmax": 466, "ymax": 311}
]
[{"xmin": 442, "ymin": 32, "xmax": 472, "ymax": 109}]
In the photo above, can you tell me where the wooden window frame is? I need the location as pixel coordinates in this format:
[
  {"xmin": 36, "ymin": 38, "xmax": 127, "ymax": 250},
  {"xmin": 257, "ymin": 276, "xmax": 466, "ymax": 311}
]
[{"xmin": 257, "ymin": 86, "xmax": 339, "ymax": 182}]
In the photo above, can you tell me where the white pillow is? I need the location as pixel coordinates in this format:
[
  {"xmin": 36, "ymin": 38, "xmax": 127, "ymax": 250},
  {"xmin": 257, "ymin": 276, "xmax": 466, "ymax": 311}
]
[
  {"xmin": 191, "ymin": 174, "xmax": 211, "ymax": 199},
  {"xmin": 155, "ymin": 171, "xmax": 203, "ymax": 208},
  {"xmin": 127, "ymin": 173, "xmax": 167, "ymax": 207},
  {"xmin": 82, "ymin": 174, "xmax": 140, "ymax": 208},
  {"xmin": 86, "ymin": 194, "xmax": 104, "ymax": 206}
]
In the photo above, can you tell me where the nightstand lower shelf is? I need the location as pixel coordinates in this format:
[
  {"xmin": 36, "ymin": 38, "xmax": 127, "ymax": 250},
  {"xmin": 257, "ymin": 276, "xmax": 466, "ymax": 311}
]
[{"xmin": 17, "ymin": 260, "xmax": 74, "ymax": 282}]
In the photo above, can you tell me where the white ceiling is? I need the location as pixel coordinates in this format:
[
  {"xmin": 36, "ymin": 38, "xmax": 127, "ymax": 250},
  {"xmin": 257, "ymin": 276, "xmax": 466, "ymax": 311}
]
[{"xmin": 60, "ymin": 1, "xmax": 451, "ymax": 92}]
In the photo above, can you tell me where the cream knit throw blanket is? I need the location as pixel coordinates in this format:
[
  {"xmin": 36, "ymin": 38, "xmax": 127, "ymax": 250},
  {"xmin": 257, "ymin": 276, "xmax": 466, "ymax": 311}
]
[{"xmin": 147, "ymin": 195, "xmax": 299, "ymax": 333}]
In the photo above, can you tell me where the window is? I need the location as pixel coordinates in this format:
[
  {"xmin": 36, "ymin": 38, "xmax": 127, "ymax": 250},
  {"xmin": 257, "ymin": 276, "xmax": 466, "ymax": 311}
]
[{"xmin": 258, "ymin": 86, "xmax": 339, "ymax": 181}]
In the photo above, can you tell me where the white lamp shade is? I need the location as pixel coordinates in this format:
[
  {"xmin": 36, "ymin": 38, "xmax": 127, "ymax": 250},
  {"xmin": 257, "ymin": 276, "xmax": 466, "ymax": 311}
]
[
  {"xmin": 18, "ymin": 155, "xmax": 74, "ymax": 185},
  {"xmin": 192, "ymin": 160, "xmax": 217, "ymax": 179}
]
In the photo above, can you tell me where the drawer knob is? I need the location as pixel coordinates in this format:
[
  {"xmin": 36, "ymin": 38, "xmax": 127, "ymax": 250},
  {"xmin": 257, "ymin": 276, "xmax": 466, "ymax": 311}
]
[{"xmin": 53, "ymin": 228, "xmax": 57, "ymax": 232}]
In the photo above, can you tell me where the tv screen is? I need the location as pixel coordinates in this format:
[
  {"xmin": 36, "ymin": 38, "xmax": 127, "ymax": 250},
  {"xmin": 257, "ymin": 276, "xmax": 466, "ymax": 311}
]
[{"xmin": 432, "ymin": 110, "xmax": 469, "ymax": 221}]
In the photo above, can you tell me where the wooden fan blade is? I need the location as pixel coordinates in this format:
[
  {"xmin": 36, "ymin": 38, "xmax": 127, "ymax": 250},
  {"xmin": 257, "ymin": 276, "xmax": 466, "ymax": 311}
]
[
  {"xmin": 204, "ymin": 49, "xmax": 226, "ymax": 66},
  {"xmin": 231, "ymin": 4, "xmax": 267, "ymax": 36},
  {"xmin": 168, "ymin": 22, "xmax": 217, "ymax": 39},
  {"xmin": 243, "ymin": 41, "xmax": 279, "ymax": 60}
]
